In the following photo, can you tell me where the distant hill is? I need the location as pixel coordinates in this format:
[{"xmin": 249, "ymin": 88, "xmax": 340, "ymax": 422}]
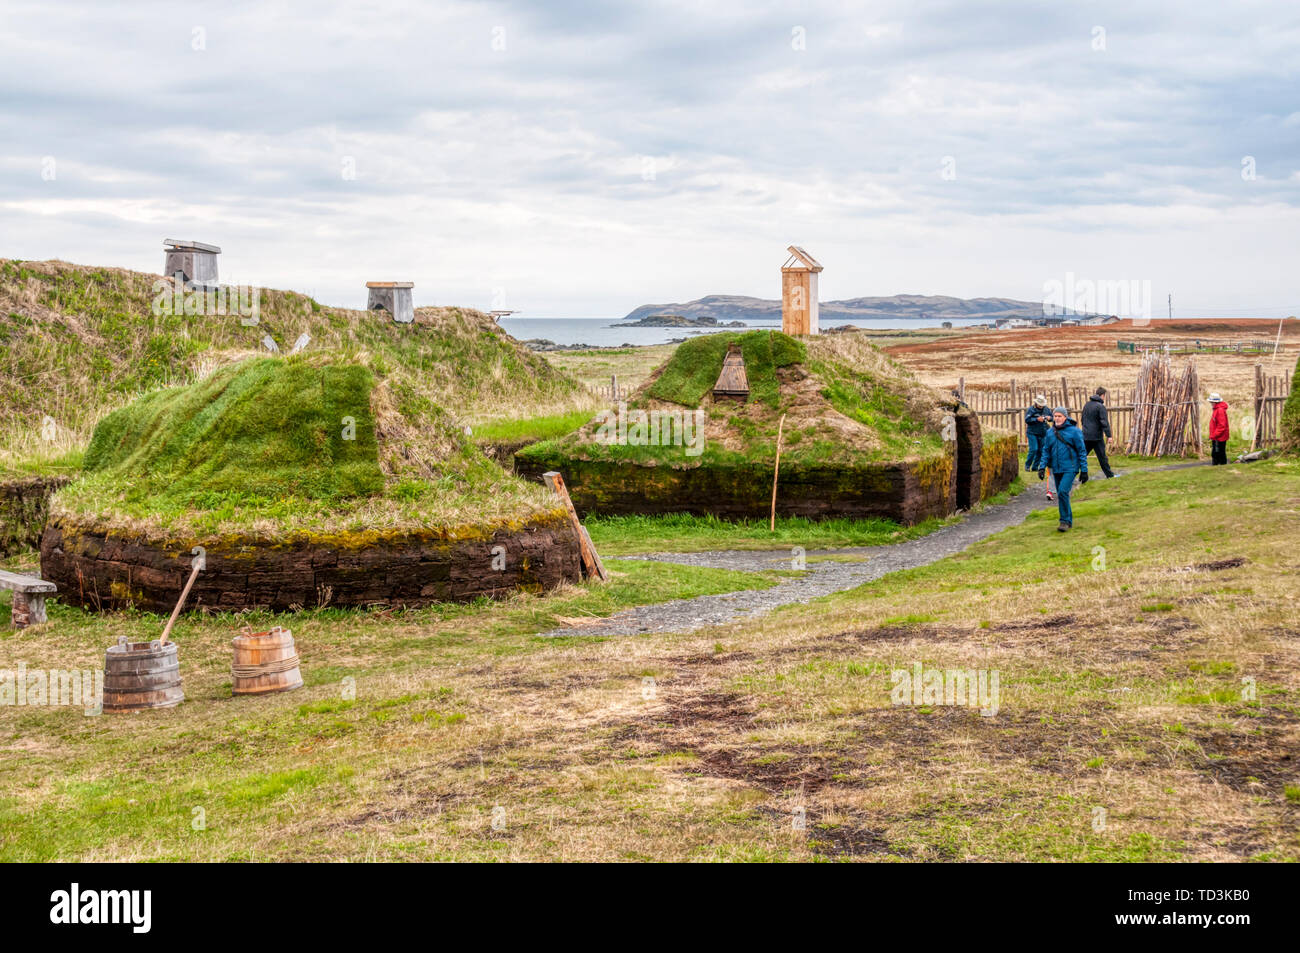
[{"xmin": 620, "ymin": 293, "xmax": 1047, "ymax": 324}]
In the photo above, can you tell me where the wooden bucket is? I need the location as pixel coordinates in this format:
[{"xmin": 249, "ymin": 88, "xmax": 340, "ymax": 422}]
[
  {"xmin": 103, "ymin": 636, "xmax": 184, "ymax": 712},
  {"xmin": 231, "ymin": 626, "xmax": 303, "ymax": 696}
]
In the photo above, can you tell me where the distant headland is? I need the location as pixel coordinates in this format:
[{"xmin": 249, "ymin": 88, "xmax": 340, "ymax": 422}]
[
  {"xmin": 620, "ymin": 293, "xmax": 1047, "ymax": 324},
  {"xmin": 616, "ymin": 313, "xmax": 746, "ymax": 328}
]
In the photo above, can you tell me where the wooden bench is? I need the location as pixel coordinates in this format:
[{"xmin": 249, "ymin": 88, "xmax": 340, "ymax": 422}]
[{"xmin": 0, "ymin": 569, "xmax": 56, "ymax": 628}]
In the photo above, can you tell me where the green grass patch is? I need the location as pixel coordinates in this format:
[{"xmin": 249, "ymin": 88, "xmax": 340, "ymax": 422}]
[
  {"xmin": 472, "ymin": 409, "xmax": 597, "ymax": 444},
  {"xmin": 586, "ymin": 511, "xmax": 951, "ymax": 555}
]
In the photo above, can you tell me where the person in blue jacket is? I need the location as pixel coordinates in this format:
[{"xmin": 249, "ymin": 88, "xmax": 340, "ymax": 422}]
[
  {"xmin": 1040, "ymin": 407, "xmax": 1089, "ymax": 532},
  {"xmin": 1023, "ymin": 395, "xmax": 1051, "ymax": 473}
]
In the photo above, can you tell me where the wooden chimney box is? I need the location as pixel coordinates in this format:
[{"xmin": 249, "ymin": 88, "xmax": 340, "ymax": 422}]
[
  {"xmin": 781, "ymin": 245, "xmax": 823, "ymax": 336},
  {"xmin": 164, "ymin": 239, "xmax": 221, "ymax": 287},
  {"xmin": 366, "ymin": 281, "xmax": 415, "ymax": 324}
]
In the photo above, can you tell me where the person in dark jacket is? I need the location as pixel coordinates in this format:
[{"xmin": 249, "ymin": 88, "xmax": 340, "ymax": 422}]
[
  {"xmin": 1079, "ymin": 387, "xmax": 1116, "ymax": 478},
  {"xmin": 1040, "ymin": 407, "xmax": 1089, "ymax": 531},
  {"xmin": 1208, "ymin": 393, "xmax": 1229, "ymax": 465},
  {"xmin": 1024, "ymin": 395, "xmax": 1051, "ymax": 473}
]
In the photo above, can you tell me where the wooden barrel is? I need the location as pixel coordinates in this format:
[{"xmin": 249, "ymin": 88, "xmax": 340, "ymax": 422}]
[
  {"xmin": 103, "ymin": 637, "xmax": 184, "ymax": 712},
  {"xmin": 231, "ymin": 626, "xmax": 303, "ymax": 696}
]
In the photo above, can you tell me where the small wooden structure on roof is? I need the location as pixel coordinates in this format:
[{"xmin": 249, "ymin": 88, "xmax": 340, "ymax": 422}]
[
  {"xmin": 781, "ymin": 245, "xmax": 823, "ymax": 336},
  {"xmin": 712, "ymin": 342, "xmax": 749, "ymax": 401},
  {"xmin": 164, "ymin": 239, "xmax": 221, "ymax": 287},
  {"xmin": 366, "ymin": 281, "xmax": 415, "ymax": 324}
]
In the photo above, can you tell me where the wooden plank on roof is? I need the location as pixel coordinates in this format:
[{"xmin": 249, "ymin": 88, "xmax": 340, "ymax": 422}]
[
  {"xmin": 163, "ymin": 239, "xmax": 222, "ymax": 254},
  {"xmin": 785, "ymin": 245, "xmax": 823, "ymax": 271},
  {"xmin": 712, "ymin": 343, "xmax": 750, "ymax": 399}
]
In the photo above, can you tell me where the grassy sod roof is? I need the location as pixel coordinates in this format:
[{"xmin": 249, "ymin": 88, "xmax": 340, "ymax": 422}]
[
  {"xmin": 1281, "ymin": 356, "xmax": 1300, "ymax": 453},
  {"xmin": 645, "ymin": 330, "xmax": 806, "ymax": 408},
  {"xmin": 0, "ymin": 259, "xmax": 592, "ymax": 477},
  {"xmin": 517, "ymin": 329, "xmax": 951, "ymax": 470},
  {"xmin": 52, "ymin": 355, "xmax": 556, "ymax": 541}
]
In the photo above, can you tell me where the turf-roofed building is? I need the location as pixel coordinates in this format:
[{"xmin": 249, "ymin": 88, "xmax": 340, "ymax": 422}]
[
  {"xmin": 516, "ymin": 330, "xmax": 1019, "ymax": 522},
  {"xmin": 40, "ymin": 356, "xmax": 586, "ymax": 612}
]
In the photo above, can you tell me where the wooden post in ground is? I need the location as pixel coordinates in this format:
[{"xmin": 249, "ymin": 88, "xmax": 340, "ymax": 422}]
[
  {"xmin": 543, "ymin": 471, "xmax": 607, "ymax": 582},
  {"xmin": 957, "ymin": 377, "xmax": 965, "ymax": 401},
  {"xmin": 770, "ymin": 414, "xmax": 786, "ymax": 532},
  {"xmin": 1253, "ymin": 364, "xmax": 1264, "ymax": 450},
  {"xmin": 611, "ymin": 374, "xmax": 618, "ymax": 401},
  {"xmin": 1060, "ymin": 376, "xmax": 1069, "ymax": 411}
]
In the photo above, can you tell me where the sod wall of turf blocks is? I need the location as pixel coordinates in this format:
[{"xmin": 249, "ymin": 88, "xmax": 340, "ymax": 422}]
[
  {"xmin": 980, "ymin": 432, "xmax": 1021, "ymax": 501},
  {"xmin": 514, "ymin": 402, "xmax": 1018, "ymax": 523},
  {"xmin": 39, "ymin": 513, "xmax": 583, "ymax": 612},
  {"xmin": 515, "ymin": 453, "xmax": 958, "ymax": 524},
  {"xmin": 0, "ymin": 475, "xmax": 70, "ymax": 557},
  {"xmin": 1281, "ymin": 356, "xmax": 1300, "ymax": 453}
]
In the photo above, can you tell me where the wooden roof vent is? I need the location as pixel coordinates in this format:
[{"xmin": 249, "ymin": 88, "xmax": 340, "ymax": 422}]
[
  {"xmin": 781, "ymin": 244, "xmax": 823, "ymax": 336},
  {"xmin": 163, "ymin": 239, "xmax": 221, "ymax": 287},
  {"xmin": 712, "ymin": 342, "xmax": 750, "ymax": 401},
  {"xmin": 366, "ymin": 281, "xmax": 415, "ymax": 324}
]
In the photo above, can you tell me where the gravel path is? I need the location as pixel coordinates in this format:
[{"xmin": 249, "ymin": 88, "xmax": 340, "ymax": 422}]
[{"xmin": 540, "ymin": 463, "xmax": 1207, "ymax": 638}]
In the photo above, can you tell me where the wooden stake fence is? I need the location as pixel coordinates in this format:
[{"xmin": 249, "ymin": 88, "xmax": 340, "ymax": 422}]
[
  {"xmin": 1127, "ymin": 354, "xmax": 1199, "ymax": 456},
  {"xmin": 592, "ymin": 375, "xmax": 630, "ymax": 401},
  {"xmin": 959, "ymin": 366, "xmax": 1291, "ymax": 452}
]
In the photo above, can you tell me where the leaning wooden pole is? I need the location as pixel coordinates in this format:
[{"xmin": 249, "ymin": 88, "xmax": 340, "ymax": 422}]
[
  {"xmin": 543, "ymin": 471, "xmax": 607, "ymax": 582},
  {"xmin": 770, "ymin": 414, "xmax": 786, "ymax": 532},
  {"xmin": 160, "ymin": 561, "xmax": 202, "ymax": 645}
]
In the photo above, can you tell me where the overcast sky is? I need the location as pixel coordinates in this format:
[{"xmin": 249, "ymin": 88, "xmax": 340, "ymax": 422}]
[{"xmin": 1, "ymin": 0, "xmax": 1297, "ymax": 317}]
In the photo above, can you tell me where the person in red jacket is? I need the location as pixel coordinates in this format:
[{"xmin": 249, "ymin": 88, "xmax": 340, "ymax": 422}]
[{"xmin": 1208, "ymin": 393, "xmax": 1229, "ymax": 465}]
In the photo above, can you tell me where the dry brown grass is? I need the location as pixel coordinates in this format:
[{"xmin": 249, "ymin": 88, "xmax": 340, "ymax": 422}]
[
  {"xmin": 886, "ymin": 318, "xmax": 1299, "ymax": 409},
  {"xmin": 3, "ymin": 461, "xmax": 1295, "ymax": 861}
]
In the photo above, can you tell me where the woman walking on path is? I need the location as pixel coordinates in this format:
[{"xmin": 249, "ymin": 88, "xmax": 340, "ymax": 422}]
[
  {"xmin": 1040, "ymin": 407, "xmax": 1089, "ymax": 532},
  {"xmin": 1208, "ymin": 393, "xmax": 1230, "ymax": 465}
]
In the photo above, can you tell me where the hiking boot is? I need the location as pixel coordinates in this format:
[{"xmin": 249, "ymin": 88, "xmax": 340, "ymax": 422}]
[
  {"xmin": 1046, "ymin": 490, "xmax": 1054, "ymax": 501},
  {"xmin": 1037, "ymin": 468, "xmax": 1046, "ymax": 480},
  {"xmin": 1057, "ymin": 521, "xmax": 1070, "ymax": 532}
]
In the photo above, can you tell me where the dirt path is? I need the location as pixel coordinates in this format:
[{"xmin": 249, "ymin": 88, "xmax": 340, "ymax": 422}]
[{"xmin": 541, "ymin": 463, "xmax": 1207, "ymax": 638}]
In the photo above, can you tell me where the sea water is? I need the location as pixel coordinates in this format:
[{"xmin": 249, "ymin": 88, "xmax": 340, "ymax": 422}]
[{"xmin": 496, "ymin": 315, "xmax": 995, "ymax": 348}]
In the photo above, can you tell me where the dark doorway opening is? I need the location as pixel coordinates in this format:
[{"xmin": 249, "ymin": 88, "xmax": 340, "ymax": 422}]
[{"xmin": 954, "ymin": 410, "xmax": 983, "ymax": 511}]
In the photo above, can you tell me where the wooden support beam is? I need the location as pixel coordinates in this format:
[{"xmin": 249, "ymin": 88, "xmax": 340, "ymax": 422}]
[{"xmin": 543, "ymin": 471, "xmax": 608, "ymax": 582}]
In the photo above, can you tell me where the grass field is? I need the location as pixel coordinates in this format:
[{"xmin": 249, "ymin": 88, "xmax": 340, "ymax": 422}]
[
  {"xmin": 3, "ymin": 459, "xmax": 1295, "ymax": 861},
  {"xmin": 542, "ymin": 344, "xmax": 677, "ymax": 395},
  {"xmin": 885, "ymin": 318, "xmax": 1299, "ymax": 415}
]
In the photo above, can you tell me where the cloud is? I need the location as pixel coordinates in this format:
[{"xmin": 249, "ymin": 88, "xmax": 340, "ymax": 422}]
[{"xmin": 0, "ymin": 0, "xmax": 1297, "ymax": 316}]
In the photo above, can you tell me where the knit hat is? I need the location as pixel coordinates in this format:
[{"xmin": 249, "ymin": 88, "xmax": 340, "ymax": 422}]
[
  {"xmin": 1053, "ymin": 407, "xmax": 1069, "ymax": 419},
  {"xmin": 1208, "ymin": 393, "xmax": 1223, "ymax": 403}
]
